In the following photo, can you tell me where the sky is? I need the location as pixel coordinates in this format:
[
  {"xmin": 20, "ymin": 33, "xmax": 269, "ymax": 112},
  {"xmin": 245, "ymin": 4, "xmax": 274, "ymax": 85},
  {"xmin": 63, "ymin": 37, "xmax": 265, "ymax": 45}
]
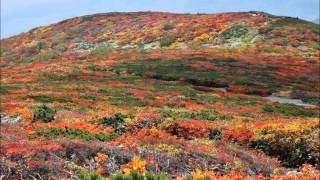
[{"xmin": 1, "ymin": 0, "xmax": 319, "ymax": 38}]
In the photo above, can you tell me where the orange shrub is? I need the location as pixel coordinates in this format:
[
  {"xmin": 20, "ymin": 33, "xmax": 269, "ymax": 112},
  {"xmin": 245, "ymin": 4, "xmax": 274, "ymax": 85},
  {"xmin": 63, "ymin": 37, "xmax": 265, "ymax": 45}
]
[
  {"xmin": 175, "ymin": 119, "xmax": 214, "ymax": 139},
  {"xmin": 223, "ymin": 126, "xmax": 255, "ymax": 144}
]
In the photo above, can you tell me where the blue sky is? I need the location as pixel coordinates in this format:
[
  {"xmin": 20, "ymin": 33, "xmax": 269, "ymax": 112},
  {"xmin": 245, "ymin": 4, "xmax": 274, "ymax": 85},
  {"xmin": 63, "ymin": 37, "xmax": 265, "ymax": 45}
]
[{"xmin": 1, "ymin": 0, "xmax": 319, "ymax": 38}]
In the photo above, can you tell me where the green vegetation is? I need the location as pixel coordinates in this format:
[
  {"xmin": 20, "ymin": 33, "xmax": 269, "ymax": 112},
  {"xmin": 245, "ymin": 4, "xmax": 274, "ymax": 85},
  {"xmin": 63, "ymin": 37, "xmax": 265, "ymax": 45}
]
[
  {"xmin": 98, "ymin": 87, "xmax": 129, "ymax": 97},
  {"xmin": 108, "ymin": 96, "xmax": 146, "ymax": 107},
  {"xmin": 209, "ymin": 128, "xmax": 222, "ymax": 140},
  {"xmin": 271, "ymin": 17, "xmax": 312, "ymax": 28},
  {"xmin": 162, "ymin": 110, "xmax": 233, "ymax": 121},
  {"xmin": 113, "ymin": 58, "xmax": 220, "ymax": 84},
  {"xmin": 33, "ymin": 50, "xmax": 59, "ymax": 61},
  {"xmin": 263, "ymin": 104, "xmax": 319, "ymax": 117},
  {"xmin": 102, "ymin": 113, "xmax": 131, "ymax": 134},
  {"xmin": 28, "ymin": 95, "xmax": 55, "ymax": 103},
  {"xmin": 220, "ymin": 26, "xmax": 249, "ymax": 39},
  {"xmin": 80, "ymin": 95, "xmax": 101, "ymax": 101},
  {"xmin": 80, "ymin": 171, "xmax": 104, "ymax": 180},
  {"xmin": 255, "ymin": 127, "xmax": 319, "ymax": 167},
  {"xmin": 220, "ymin": 98, "xmax": 258, "ymax": 106},
  {"xmin": 0, "ymin": 86, "xmax": 18, "ymax": 94},
  {"xmin": 110, "ymin": 171, "xmax": 169, "ymax": 180},
  {"xmin": 301, "ymin": 96, "xmax": 320, "ymax": 106},
  {"xmin": 159, "ymin": 35, "xmax": 176, "ymax": 47},
  {"xmin": 39, "ymin": 128, "xmax": 116, "ymax": 141},
  {"xmin": 28, "ymin": 95, "xmax": 72, "ymax": 103},
  {"xmin": 32, "ymin": 105, "xmax": 56, "ymax": 123},
  {"xmin": 87, "ymin": 65, "xmax": 107, "ymax": 72},
  {"xmin": 163, "ymin": 23, "xmax": 175, "ymax": 31},
  {"xmin": 91, "ymin": 43, "xmax": 112, "ymax": 57},
  {"xmin": 0, "ymin": 87, "xmax": 9, "ymax": 94}
]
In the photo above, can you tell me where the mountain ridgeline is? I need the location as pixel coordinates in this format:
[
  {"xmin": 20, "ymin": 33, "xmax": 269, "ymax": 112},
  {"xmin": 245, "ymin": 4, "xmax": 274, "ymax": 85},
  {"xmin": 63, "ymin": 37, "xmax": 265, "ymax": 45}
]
[{"xmin": 1, "ymin": 11, "xmax": 319, "ymax": 65}]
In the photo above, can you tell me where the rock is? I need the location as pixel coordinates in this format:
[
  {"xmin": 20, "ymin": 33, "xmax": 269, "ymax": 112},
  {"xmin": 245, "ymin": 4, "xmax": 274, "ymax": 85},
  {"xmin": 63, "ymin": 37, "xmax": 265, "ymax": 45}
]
[
  {"xmin": 0, "ymin": 114, "xmax": 23, "ymax": 124},
  {"xmin": 286, "ymin": 170, "xmax": 299, "ymax": 176}
]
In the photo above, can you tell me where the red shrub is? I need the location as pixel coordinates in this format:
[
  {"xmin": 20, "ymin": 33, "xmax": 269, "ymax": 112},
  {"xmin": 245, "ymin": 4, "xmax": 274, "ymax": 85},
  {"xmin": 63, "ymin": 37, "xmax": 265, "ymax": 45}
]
[
  {"xmin": 223, "ymin": 126, "xmax": 255, "ymax": 144},
  {"xmin": 175, "ymin": 120, "xmax": 214, "ymax": 139}
]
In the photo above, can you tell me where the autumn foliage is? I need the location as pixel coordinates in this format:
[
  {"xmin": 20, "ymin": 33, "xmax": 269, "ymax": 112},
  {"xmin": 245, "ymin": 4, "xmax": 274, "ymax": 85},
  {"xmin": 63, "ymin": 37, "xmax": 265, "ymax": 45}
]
[{"xmin": 0, "ymin": 11, "xmax": 319, "ymax": 180}]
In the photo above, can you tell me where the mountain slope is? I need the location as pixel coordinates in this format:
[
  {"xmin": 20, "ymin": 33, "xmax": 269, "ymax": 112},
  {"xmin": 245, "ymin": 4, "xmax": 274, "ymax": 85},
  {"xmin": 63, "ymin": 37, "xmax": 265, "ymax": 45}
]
[
  {"xmin": 1, "ymin": 11, "xmax": 319, "ymax": 65},
  {"xmin": 1, "ymin": 12, "xmax": 320, "ymax": 179}
]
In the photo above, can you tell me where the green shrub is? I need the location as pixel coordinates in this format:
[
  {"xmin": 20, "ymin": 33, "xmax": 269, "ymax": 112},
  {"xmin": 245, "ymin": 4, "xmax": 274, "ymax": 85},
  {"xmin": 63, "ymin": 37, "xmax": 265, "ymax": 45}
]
[
  {"xmin": 32, "ymin": 49, "xmax": 58, "ymax": 61},
  {"xmin": 271, "ymin": 17, "xmax": 310, "ymax": 28},
  {"xmin": 163, "ymin": 24, "xmax": 175, "ymax": 31},
  {"xmin": 32, "ymin": 105, "xmax": 56, "ymax": 123},
  {"xmin": 80, "ymin": 171, "xmax": 104, "ymax": 180},
  {"xmin": 0, "ymin": 86, "xmax": 17, "ymax": 94},
  {"xmin": 159, "ymin": 35, "xmax": 176, "ymax": 47},
  {"xmin": 112, "ymin": 58, "xmax": 221, "ymax": 87},
  {"xmin": 162, "ymin": 110, "xmax": 233, "ymax": 121},
  {"xmin": 109, "ymin": 171, "xmax": 169, "ymax": 180},
  {"xmin": 97, "ymin": 88, "xmax": 128, "ymax": 97},
  {"xmin": 91, "ymin": 43, "xmax": 112, "ymax": 57},
  {"xmin": 209, "ymin": 128, "xmax": 222, "ymax": 140},
  {"xmin": 28, "ymin": 95, "xmax": 72, "ymax": 103},
  {"xmin": 0, "ymin": 87, "xmax": 9, "ymax": 94},
  {"xmin": 80, "ymin": 95, "xmax": 101, "ymax": 101},
  {"xmin": 37, "ymin": 41, "xmax": 48, "ymax": 50},
  {"xmin": 263, "ymin": 104, "xmax": 274, "ymax": 112},
  {"xmin": 108, "ymin": 96, "xmax": 146, "ymax": 107},
  {"xmin": 220, "ymin": 26, "xmax": 249, "ymax": 39},
  {"xmin": 263, "ymin": 104, "xmax": 318, "ymax": 117},
  {"xmin": 301, "ymin": 96, "xmax": 320, "ymax": 106},
  {"xmin": 39, "ymin": 128, "xmax": 116, "ymax": 141},
  {"xmin": 87, "ymin": 65, "xmax": 107, "ymax": 72},
  {"xmin": 102, "ymin": 113, "xmax": 130, "ymax": 134},
  {"xmin": 254, "ymin": 126, "xmax": 319, "ymax": 167},
  {"xmin": 28, "ymin": 95, "xmax": 54, "ymax": 103}
]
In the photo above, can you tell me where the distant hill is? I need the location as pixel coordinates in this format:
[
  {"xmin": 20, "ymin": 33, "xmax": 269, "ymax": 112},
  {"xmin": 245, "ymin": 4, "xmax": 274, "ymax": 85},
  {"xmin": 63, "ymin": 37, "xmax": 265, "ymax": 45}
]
[
  {"xmin": 1, "ymin": 11, "xmax": 320, "ymax": 179},
  {"xmin": 1, "ymin": 11, "xmax": 319, "ymax": 65},
  {"xmin": 312, "ymin": 19, "xmax": 320, "ymax": 24}
]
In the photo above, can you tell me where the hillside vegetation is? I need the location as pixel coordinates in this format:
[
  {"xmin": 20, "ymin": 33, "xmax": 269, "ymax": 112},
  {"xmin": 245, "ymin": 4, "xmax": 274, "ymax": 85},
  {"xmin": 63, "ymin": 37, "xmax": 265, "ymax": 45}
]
[{"xmin": 0, "ymin": 12, "xmax": 319, "ymax": 179}]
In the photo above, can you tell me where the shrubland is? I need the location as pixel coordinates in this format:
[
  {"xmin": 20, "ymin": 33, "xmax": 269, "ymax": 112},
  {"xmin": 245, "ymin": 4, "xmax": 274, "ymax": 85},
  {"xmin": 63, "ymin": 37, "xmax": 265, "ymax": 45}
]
[{"xmin": 1, "ymin": 11, "xmax": 319, "ymax": 179}]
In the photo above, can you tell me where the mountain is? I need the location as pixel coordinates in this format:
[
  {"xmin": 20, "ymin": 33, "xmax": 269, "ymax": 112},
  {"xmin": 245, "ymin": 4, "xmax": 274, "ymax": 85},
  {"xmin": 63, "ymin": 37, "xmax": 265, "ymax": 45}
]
[
  {"xmin": 1, "ymin": 11, "xmax": 319, "ymax": 65},
  {"xmin": 312, "ymin": 18, "xmax": 320, "ymax": 24},
  {"xmin": 1, "ymin": 12, "xmax": 320, "ymax": 179}
]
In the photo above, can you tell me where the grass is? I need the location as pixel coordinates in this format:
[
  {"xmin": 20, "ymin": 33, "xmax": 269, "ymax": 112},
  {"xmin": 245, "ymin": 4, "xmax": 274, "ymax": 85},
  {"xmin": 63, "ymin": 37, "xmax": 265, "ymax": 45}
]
[
  {"xmin": 80, "ymin": 95, "xmax": 102, "ymax": 101},
  {"xmin": 301, "ymin": 96, "xmax": 320, "ymax": 106},
  {"xmin": 112, "ymin": 57, "xmax": 287, "ymax": 91},
  {"xmin": 162, "ymin": 110, "xmax": 233, "ymax": 121},
  {"xmin": 113, "ymin": 58, "xmax": 221, "ymax": 85},
  {"xmin": 271, "ymin": 17, "xmax": 313, "ymax": 29},
  {"xmin": 198, "ymin": 95, "xmax": 217, "ymax": 104},
  {"xmin": 27, "ymin": 95, "xmax": 73, "ymax": 103},
  {"xmin": 0, "ymin": 86, "xmax": 18, "ymax": 94},
  {"xmin": 97, "ymin": 87, "xmax": 129, "ymax": 97},
  {"xmin": 108, "ymin": 96, "xmax": 146, "ymax": 107},
  {"xmin": 263, "ymin": 104, "xmax": 319, "ymax": 117},
  {"xmin": 220, "ymin": 98, "xmax": 258, "ymax": 106},
  {"xmin": 39, "ymin": 128, "xmax": 117, "ymax": 141}
]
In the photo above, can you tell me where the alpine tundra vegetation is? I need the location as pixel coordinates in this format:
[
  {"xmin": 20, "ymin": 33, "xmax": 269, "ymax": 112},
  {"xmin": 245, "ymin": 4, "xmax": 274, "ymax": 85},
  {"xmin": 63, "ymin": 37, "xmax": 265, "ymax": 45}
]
[{"xmin": 0, "ymin": 11, "xmax": 320, "ymax": 179}]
